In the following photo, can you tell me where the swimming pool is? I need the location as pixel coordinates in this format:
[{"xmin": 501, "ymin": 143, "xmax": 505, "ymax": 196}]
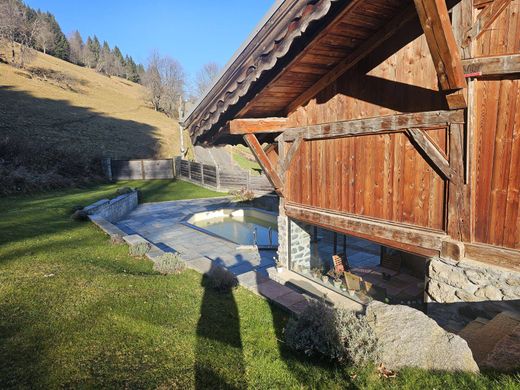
[{"xmin": 185, "ymin": 208, "xmax": 278, "ymax": 248}]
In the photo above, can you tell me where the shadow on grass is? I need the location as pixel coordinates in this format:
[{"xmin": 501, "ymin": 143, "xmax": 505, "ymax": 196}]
[{"xmin": 195, "ymin": 261, "xmax": 246, "ymax": 389}]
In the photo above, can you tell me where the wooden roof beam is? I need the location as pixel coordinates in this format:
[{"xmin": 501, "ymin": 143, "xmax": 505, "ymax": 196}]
[
  {"xmin": 285, "ymin": 5, "xmax": 418, "ymax": 114},
  {"xmin": 413, "ymin": 0, "xmax": 467, "ymax": 92},
  {"xmin": 282, "ymin": 110, "xmax": 465, "ymax": 142},
  {"xmin": 462, "ymin": 54, "xmax": 520, "ymax": 77},
  {"xmin": 228, "ymin": 117, "xmax": 288, "ymax": 135},
  {"xmin": 243, "ymin": 133, "xmax": 284, "ymax": 196}
]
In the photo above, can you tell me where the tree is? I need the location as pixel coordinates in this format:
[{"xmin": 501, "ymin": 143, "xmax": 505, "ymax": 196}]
[
  {"xmin": 97, "ymin": 40, "xmax": 115, "ymax": 75},
  {"xmin": 45, "ymin": 12, "xmax": 69, "ymax": 60},
  {"xmin": 112, "ymin": 45, "xmax": 124, "ymax": 77},
  {"xmin": 34, "ymin": 14, "xmax": 54, "ymax": 54},
  {"xmin": 0, "ymin": 0, "xmax": 25, "ymax": 64},
  {"xmin": 124, "ymin": 55, "xmax": 140, "ymax": 83},
  {"xmin": 84, "ymin": 35, "xmax": 100, "ymax": 68},
  {"xmin": 142, "ymin": 51, "xmax": 185, "ymax": 117},
  {"xmin": 195, "ymin": 62, "xmax": 221, "ymax": 99},
  {"xmin": 67, "ymin": 30, "xmax": 83, "ymax": 65},
  {"xmin": 142, "ymin": 51, "xmax": 162, "ymax": 111}
]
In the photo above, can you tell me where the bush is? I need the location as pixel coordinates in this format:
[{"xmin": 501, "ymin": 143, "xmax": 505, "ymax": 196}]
[
  {"xmin": 71, "ymin": 209, "xmax": 89, "ymax": 221},
  {"xmin": 129, "ymin": 242, "xmax": 151, "ymax": 257},
  {"xmin": 205, "ymin": 266, "xmax": 238, "ymax": 293},
  {"xmin": 116, "ymin": 187, "xmax": 134, "ymax": 196},
  {"xmin": 230, "ymin": 187, "xmax": 255, "ymax": 203},
  {"xmin": 153, "ymin": 253, "xmax": 186, "ymax": 275},
  {"xmin": 285, "ymin": 300, "xmax": 379, "ymax": 365},
  {"xmin": 110, "ymin": 234, "xmax": 124, "ymax": 245}
]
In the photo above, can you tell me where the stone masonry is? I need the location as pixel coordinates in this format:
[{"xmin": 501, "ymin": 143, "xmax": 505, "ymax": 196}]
[
  {"xmin": 288, "ymin": 219, "xmax": 313, "ymax": 273},
  {"xmin": 426, "ymin": 257, "xmax": 520, "ymax": 328}
]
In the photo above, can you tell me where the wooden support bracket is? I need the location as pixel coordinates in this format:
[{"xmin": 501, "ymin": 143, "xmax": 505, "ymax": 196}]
[
  {"xmin": 279, "ymin": 136, "xmax": 303, "ymax": 179},
  {"xmin": 463, "ymin": 0, "xmax": 513, "ymax": 47},
  {"xmin": 243, "ymin": 133, "xmax": 284, "ymax": 196},
  {"xmin": 406, "ymin": 128, "xmax": 453, "ymax": 180}
]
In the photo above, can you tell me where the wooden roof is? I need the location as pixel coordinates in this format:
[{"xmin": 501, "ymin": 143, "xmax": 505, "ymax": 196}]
[{"xmin": 186, "ymin": 0, "xmax": 412, "ymax": 145}]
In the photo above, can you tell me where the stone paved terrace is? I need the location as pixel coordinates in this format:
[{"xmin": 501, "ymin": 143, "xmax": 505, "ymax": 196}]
[{"xmin": 116, "ymin": 197, "xmax": 277, "ymax": 276}]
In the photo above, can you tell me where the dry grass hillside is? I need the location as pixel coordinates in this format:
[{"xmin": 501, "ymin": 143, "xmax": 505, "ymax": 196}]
[
  {"xmin": 0, "ymin": 47, "xmax": 186, "ymax": 159},
  {"xmin": 0, "ymin": 46, "xmax": 192, "ymax": 194}
]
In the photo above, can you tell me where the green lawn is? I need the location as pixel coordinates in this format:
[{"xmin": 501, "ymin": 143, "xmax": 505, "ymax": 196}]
[{"xmin": 0, "ymin": 180, "xmax": 519, "ymax": 388}]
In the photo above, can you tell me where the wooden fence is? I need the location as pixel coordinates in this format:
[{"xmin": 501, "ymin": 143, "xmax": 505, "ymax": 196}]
[
  {"xmin": 106, "ymin": 158, "xmax": 176, "ymax": 180},
  {"xmin": 177, "ymin": 158, "xmax": 273, "ymax": 192},
  {"xmin": 104, "ymin": 157, "xmax": 273, "ymax": 193}
]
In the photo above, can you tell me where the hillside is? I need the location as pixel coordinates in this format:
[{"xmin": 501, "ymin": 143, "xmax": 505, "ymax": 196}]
[{"xmin": 0, "ymin": 47, "xmax": 187, "ymax": 160}]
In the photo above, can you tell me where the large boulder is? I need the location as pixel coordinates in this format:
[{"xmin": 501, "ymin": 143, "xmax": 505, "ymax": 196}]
[{"xmin": 365, "ymin": 301, "xmax": 479, "ymax": 372}]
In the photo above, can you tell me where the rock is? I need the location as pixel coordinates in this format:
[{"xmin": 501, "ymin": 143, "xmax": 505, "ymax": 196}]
[
  {"xmin": 365, "ymin": 301, "xmax": 479, "ymax": 372},
  {"xmin": 475, "ymin": 285, "xmax": 503, "ymax": 301},
  {"xmin": 427, "ymin": 280, "xmax": 458, "ymax": 303}
]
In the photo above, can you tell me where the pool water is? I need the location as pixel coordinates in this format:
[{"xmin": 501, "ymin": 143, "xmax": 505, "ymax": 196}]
[{"xmin": 187, "ymin": 209, "xmax": 278, "ymax": 247}]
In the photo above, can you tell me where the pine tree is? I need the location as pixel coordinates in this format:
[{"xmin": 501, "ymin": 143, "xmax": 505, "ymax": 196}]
[
  {"xmin": 46, "ymin": 12, "xmax": 69, "ymax": 60},
  {"xmin": 124, "ymin": 55, "xmax": 140, "ymax": 83},
  {"xmin": 112, "ymin": 45, "xmax": 125, "ymax": 77}
]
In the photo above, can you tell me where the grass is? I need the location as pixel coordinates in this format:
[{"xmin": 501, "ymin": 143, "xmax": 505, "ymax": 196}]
[
  {"xmin": 0, "ymin": 46, "xmax": 192, "ymax": 160},
  {"xmin": 232, "ymin": 145, "xmax": 262, "ymax": 174},
  {"xmin": 0, "ymin": 180, "xmax": 519, "ymax": 388}
]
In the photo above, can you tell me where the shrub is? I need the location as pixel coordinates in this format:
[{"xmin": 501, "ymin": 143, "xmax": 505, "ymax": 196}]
[
  {"xmin": 116, "ymin": 187, "xmax": 133, "ymax": 196},
  {"xmin": 71, "ymin": 209, "xmax": 89, "ymax": 221},
  {"xmin": 129, "ymin": 242, "xmax": 151, "ymax": 257},
  {"xmin": 110, "ymin": 234, "xmax": 124, "ymax": 245},
  {"xmin": 230, "ymin": 187, "xmax": 255, "ymax": 203},
  {"xmin": 285, "ymin": 300, "xmax": 379, "ymax": 365},
  {"xmin": 205, "ymin": 266, "xmax": 238, "ymax": 293},
  {"xmin": 153, "ymin": 253, "xmax": 186, "ymax": 275}
]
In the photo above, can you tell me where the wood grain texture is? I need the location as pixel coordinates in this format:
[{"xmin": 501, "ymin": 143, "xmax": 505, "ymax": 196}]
[
  {"xmin": 285, "ymin": 130, "xmax": 448, "ymax": 231},
  {"xmin": 473, "ymin": 77, "xmax": 520, "ymax": 249},
  {"xmin": 413, "ymin": 0, "xmax": 466, "ymax": 90}
]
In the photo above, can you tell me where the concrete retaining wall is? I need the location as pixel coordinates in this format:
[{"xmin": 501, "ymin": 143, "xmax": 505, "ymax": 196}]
[{"xmin": 84, "ymin": 191, "xmax": 138, "ymax": 222}]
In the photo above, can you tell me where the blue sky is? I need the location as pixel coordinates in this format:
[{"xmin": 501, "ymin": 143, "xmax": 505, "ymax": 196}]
[{"xmin": 25, "ymin": 1, "xmax": 275, "ymax": 83}]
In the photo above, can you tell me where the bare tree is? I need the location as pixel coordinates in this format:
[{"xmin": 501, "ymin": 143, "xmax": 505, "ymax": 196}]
[
  {"xmin": 67, "ymin": 30, "xmax": 83, "ymax": 65},
  {"xmin": 195, "ymin": 62, "xmax": 221, "ymax": 99},
  {"xmin": 142, "ymin": 51, "xmax": 186, "ymax": 116},
  {"xmin": 142, "ymin": 51, "xmax": 162, "ymax": 111},
  {"xmin": 0, "ymin": 0, "xmax": 24, "ymax": 64},
  {"xmin": 34, "ymin": 14, "xmax": 54, "ymax": 55}
]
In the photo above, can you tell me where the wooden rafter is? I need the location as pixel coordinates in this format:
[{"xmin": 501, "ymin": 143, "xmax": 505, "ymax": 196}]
[
  {"xmin": 463, "ymin": 0, "xmax": 513, "ymax": 47},
  {"xmin": 285, "ymin": 5, "xmax": 418, "ymax": 113},
  {"xmin": 413, "ymin": 0, "xmax": 467, "ymax": 91},
  {"xmin": 282, "ymin": 110, "xmax": 464, "ymax": 142},
  {"xmin": 228, "ymin": 117, "xmax": 288, "ymax": 134},
  {"xmin": 278, "ymin": 136, "xmax": 303, "ymax": 179},
  {"xmin": 243, "ymin": 133, "xmax": 284, "ymax": 196},
  {"xmin": 406, "ymin": 128, "xmax": 453, "ymax": 180}
]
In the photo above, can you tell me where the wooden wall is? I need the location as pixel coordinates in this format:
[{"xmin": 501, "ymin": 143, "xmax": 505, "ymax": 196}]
[
  {"xmin": 285, "ymin": 128, "xmax": 448, "ymax": 231},
  {"xmin": 473, "ymin": 77, "xmax": 520, "ymax": 249},
  {"xmin": 287, "ymin": 19, "xmax": 446, "ymax": 127}
]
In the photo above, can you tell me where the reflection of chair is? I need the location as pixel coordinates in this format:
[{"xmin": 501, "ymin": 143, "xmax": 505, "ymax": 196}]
[
  {"xmin": 380, "ymin": 249, "xmax": 402, "ymax": 273},
  {"xmin": 344, "ymin": 271, "xmax": 362, "ymax": 292},
  {"xmin": 332, "ymin": 254, "xmax": 349, "ymax": 274},
  {"xmin": 363, "ymin": 281, "xmax": 387, "ymax": 300}
]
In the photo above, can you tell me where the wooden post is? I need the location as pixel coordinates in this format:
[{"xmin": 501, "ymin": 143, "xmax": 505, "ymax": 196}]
[
  {"xmin": 201, "ymin": 163, "xmax": 205, "ymax": 186},
  {"xmin": 188, "ymin": 161, "xmax": 192, "ymax": 181},
  {"xmin": 216, "ymin": 166, "xmax": 221, "ymax": 191},
  {"xmin": 141, "ymin": 160, "xmax": 145, "ymax": 180}
]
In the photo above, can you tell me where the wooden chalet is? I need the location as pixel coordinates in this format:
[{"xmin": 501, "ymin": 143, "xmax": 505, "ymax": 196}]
[{"xmin": 185, "ymin": 0, "xmax": 520, "ymax": 326}]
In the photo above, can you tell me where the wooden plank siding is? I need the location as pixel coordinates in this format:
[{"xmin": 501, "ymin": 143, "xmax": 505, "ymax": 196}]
[
  {"xmin": 473, "ymin": 76, "xmax": 520, "ymax": 249},
  {"xmin": 285, "ymin": 129, "xmax": 448, "ymax": 232}
]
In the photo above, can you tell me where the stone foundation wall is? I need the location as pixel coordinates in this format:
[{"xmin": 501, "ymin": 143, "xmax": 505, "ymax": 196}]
[
  {"xmin": 84, "ymin": 191, "xmax": 138, "ymax": 223},
  {"xmin": 288, "ymin": 219, "xmax": 313, "ymax": 273},
  {"xmin": 277, "ymin": 198, "xmax": 290, "ymax": 267},
  {"xmin": 426, "ymin": 257, "xmax": 520, "ymax": 328}
]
